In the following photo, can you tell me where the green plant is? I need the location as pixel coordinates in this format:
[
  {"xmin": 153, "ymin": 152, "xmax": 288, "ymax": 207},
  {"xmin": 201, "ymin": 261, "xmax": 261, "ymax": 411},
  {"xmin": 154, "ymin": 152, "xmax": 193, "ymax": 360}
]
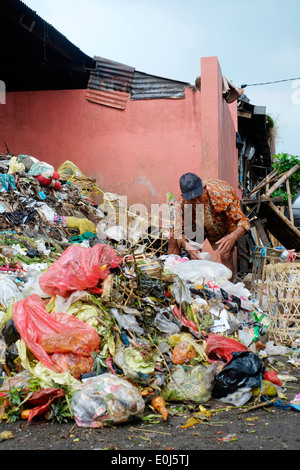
[
  {"xmin": 47, "ymin": 398, "xmax": 73, "ymax": 424},
  {"xmin": 92, "ymin": 351, "xmax": 107, "ymax": 374},
  {"xmin": 267, "ymin": 115, "xmax": 275, "ymax": 128},
  {"xmin": 6, "ymin": 386, "xmax": 28, "ymax": 423},
  {"xmin": 271, "ymin": 152, "xmax": 300, "ymax": 203},
  {"xmin": 6, "ymin": 386, "xmax": 27, "ymax": 407}
]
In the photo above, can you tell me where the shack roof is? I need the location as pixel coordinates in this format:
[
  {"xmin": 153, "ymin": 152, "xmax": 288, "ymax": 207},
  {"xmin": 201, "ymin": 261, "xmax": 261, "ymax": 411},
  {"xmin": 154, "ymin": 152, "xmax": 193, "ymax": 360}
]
[{"xmin": 0, "ymin": 0, "xmax": 95, "ymax": 91}]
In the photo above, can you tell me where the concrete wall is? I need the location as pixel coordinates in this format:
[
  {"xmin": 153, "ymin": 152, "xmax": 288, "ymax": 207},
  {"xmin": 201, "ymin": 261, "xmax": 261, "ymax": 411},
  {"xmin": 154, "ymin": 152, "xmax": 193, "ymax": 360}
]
[
  {"xmin": 200, "ymin": 57, "xmax": 238, "ymax": 192},
  {"xmin": 0, "ymin": 56, "xmax": 239, "ymax": 207}
]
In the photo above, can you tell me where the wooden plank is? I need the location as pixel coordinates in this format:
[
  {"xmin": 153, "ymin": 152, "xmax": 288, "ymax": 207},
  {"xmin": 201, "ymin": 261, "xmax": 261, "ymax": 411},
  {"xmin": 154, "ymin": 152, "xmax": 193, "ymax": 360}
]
[
  {"xmin": 252, "ymin": 219, "xmax": 270, "ymax": 246},
  {"xmin": 258, "ymin": 195, "xmax": 300, "ymax": 250},
  {"xmin": 286, "ymin": 178, "xmax": 294, "ymax": 225},
  {"xmin": 242, "ymin": 196, "xmax": 284, "ymax": 205},
  {"xmin": 245, "ymin": 169, "xmax": 278, "ymax": 199}
]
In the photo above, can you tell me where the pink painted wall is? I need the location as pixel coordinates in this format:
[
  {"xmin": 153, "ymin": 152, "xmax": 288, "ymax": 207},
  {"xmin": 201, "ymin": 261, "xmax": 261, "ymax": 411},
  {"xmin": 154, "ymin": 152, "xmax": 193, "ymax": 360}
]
[
  {"xmin": 0, "ymin": 87, "xmax": 201, "ymax": 207},
  {"xmin": 200, "ymin": 56, "xmax": 238, "ymax": 193},
  {"xmin": 0, "ymin": 57, "xmax": 239, "ymax": 207}
]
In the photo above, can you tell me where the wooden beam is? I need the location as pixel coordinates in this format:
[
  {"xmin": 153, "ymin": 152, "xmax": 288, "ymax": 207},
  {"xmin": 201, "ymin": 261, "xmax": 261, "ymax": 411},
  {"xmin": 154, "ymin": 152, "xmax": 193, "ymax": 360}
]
[
  {"xmin": 265, "ymin": 164, "xmax": 300, "ymax": 197},
  {"xmin": 242, "ymin": 196, "xmax": 284, "ymax": 205},
  {"xmin": 252, "ymin": 219, "xmax": 270, "ymax": 246},
  {"xmin": 258, "ymin": 195, "xmax": 300, "ymax": 250},
  {"xmin": 286, "ymin": 178, "xmax": 294, "ymax": 225}
]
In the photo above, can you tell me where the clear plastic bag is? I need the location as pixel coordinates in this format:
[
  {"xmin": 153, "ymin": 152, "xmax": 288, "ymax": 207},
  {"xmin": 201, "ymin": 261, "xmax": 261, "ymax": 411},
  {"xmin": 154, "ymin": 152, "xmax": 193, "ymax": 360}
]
[
  {"xmin": 110, "ymin": 308, "xmax": 144, "ymax": 336},
  {"xmin": 153, "ymin": 310, "xmax": 180, "ymax": 335},
  {"xmin": 162, "ymin": 363, "xmax": 217, "ymax": 403},
  {"xmin": 70, "ymin": 373, "xmax": 145, "ymax": 428}
]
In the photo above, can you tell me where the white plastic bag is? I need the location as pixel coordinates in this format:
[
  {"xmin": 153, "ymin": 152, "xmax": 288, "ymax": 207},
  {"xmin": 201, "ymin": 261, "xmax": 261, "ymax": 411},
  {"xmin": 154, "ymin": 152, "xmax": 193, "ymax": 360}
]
[
  {"xmin": 0, "ymin": 274, "xmax": 22, "ymax": 308},
  {"xmin": 21, "ymin": 275, "xmax": 49, "ymax": 299},
  {"xmin": 37, "ymin": 203, "xmax": 56, "ymax": 223},
  {"xmin": 35, "ymin": 239, "xmax": 51, "ymax": 256},
  {"xmin": 55, "ymin": 291, "xmax": 91, "ymax": 313},
  {"xmin": 167, "ymin": 260, "xmax": 232, "ymax": 284},
  {"xmin": 105, "ymin": 225, "xmax": 127, "ymax": 242},
  {"xmin": 218, "ymin": 387, "xmax": 252, "ymax": 406}
]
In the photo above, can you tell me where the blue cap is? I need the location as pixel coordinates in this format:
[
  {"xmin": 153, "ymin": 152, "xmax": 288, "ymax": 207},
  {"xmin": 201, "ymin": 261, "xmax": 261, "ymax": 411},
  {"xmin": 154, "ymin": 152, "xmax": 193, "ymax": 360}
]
[{"xmin": 179, "ymin": 173, "xmax": 203, "ymax": 200}]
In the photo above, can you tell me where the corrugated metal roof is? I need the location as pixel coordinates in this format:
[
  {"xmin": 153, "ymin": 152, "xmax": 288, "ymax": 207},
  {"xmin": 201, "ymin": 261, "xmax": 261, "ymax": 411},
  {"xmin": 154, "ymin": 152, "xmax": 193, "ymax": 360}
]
[
  {"xmin": 86, "ymin": 57, "xmax": 135, "ymax": 109},
  {"xmin": 85, "ymin": 89, "xmax": 130, "ymax": 110},
  {"xmin": 86, "ymin": 57, "xmax": 192, "ymax": 109},
  {"xmin": 130, "ymin": 71, "xmax": 190, "ymax": 100}
]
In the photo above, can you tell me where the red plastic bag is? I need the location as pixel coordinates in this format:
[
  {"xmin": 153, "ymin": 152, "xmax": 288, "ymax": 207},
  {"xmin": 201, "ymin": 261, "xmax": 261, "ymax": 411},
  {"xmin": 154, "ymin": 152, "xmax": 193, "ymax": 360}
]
[
  {"xmin": 206, "ymin": 334, "xmax": 248, "ymax": 363},
  {"xmin": 262, "ymin": 369, "xmax": 283, "ymax": 386},
  {"xmin": 1, "ymin": 387, "xmax": 65, "ymax": 422},
  {"xmin": 12, "ymin": 294, "xmax": 100, "ymax": 373},
  {"xmin": 25, "ymin": 388, "xmax": 65, "ymax": 422},
  {"xmin": 50, "ymin": 353, "xmax": 94, "ymax": 379},
  {"xmin": 39, "ymin": 243, "xmax": 120, "ymax": 298},
  {"xmin": 172, "ymin": 306, "xmax": 198, "ymax": 332}
]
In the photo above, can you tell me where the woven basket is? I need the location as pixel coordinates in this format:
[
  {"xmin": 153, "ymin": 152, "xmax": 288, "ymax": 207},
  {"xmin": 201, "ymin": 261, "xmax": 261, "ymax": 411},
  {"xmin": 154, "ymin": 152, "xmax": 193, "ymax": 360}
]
[
  {"xmin": 251, "ymin": 247, "xmax": 283, "ymax": 307},
  {"xmin": 251, "ymin": 247, "xmax": 300, "ymax": 309},
  {"xmin": 265, "ymin": 262, "xmax": 300, "ymax": 346},
  {"xmin": 71, "ymin": 175, "xmax": 97, "ymax": 197},
  {"xmin": 131, "ymin": 253, "xmax": 163, "ymax": 279}
]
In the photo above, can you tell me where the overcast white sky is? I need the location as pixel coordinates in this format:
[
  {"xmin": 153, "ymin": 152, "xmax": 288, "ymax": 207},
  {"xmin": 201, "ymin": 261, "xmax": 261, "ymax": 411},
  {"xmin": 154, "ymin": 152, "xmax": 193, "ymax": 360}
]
[{"xmin": 22, "ymin": 0, "xmax": 300, "ymax": 156}]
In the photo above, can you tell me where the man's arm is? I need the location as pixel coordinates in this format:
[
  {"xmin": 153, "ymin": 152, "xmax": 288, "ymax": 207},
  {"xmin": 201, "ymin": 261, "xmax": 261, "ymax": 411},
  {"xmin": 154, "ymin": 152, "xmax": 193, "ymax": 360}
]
[
  {"xmin": 168, "ymin": 235, "xmax": 202, "ymax": 259},
  {"xmin": 215, "ymin": 226, "xmax": 246, "ymax": 254},
  {"xmin": 180, "ymin": 239, "xmax": 202, "ymax": 260}
]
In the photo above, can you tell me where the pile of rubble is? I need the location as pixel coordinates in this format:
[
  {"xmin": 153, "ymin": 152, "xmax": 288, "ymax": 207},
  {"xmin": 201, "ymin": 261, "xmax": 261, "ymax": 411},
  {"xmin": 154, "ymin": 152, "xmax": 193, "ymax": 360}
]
[{"xmin": 0, "ymin": 152, "xmax": 299, "ymax": 428}]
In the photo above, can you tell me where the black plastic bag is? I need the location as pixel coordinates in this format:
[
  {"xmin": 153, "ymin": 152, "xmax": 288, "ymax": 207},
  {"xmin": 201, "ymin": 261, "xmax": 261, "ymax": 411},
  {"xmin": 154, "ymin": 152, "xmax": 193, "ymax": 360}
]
[
  {"xmin": 2, "ymin": 318, "xmax": 20, "ymax": 346},
  {"xmin": 212, "ymin": 351, "xmax": 265, "ymax": 399}
]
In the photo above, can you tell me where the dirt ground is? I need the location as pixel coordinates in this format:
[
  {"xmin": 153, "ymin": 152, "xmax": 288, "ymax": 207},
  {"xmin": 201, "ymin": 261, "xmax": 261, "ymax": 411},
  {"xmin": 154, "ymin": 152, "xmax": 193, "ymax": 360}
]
[{"xmin": 0, "ymin": 354, "xmax": 299, "ymax": 459}]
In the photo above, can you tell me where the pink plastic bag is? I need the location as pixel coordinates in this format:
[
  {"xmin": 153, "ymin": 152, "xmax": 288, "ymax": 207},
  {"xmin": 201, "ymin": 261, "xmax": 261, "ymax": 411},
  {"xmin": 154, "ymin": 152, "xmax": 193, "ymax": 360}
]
[
  {"xmin": 12, "ymin": 294, "xmax": 100, "ymax": 373},
  {"xmin": 39, "ymin": 243, "xmax": 120, "ymax": 297}
]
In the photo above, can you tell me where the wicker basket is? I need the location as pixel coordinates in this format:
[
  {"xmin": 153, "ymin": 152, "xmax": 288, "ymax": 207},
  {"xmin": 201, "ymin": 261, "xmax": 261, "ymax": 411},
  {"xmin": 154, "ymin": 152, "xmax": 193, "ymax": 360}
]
[
  {"xmin": 265, "ymin": 262, "xmax": 300, "ymax": 346},
  {"xmin": 251, "ymin": 247, "xmax": 300, "ymax": 309},
  {"xmin": 251, "ymin": 247, "xmax": 283, "ymax": 306},
  {"xmin": 71, "ymin": 175, "xmax": 97, "ymax": 198},
  {"xmin": 132, "ymin": 253, "xmax": 163, "ymax": 279}
]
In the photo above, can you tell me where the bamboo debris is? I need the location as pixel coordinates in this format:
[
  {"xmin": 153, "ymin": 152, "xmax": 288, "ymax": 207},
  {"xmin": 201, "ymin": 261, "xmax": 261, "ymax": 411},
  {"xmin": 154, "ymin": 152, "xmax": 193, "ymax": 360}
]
[
  {"xmin": 265, "ymin": 164, "xmax": 299, "ymax": 197},
  {"xmin": 286, "ymin": 178, "xmax": 294, "ymax": 226},
  {"xmin": 266, "ymin": 262, "xmax": 300, "ymax": 346}
]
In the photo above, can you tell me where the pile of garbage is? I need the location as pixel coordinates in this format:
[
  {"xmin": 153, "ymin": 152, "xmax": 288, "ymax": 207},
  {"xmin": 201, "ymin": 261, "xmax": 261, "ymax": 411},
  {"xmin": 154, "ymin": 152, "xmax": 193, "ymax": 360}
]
[{"xmin": 0, "ymin": 152, "xmax": 299, "ymax": 428}]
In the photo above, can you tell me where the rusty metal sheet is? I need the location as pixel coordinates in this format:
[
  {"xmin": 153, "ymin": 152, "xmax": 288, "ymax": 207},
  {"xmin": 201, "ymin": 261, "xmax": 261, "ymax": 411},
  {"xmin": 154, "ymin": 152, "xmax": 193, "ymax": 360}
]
[
  {"xmin": 86, "ymin": 57, "xmax": 192, "ymax": 108},
  {"xmin": 85, "ymin": 88, "xmax": 130, "ymax": 109},
  {"xmin": 86, "ymin": 57, "xmax": 135, "ymax": 109},
  {"xmin": 130, "ymin": 71, "xmax": 191, "ymax": 100}
]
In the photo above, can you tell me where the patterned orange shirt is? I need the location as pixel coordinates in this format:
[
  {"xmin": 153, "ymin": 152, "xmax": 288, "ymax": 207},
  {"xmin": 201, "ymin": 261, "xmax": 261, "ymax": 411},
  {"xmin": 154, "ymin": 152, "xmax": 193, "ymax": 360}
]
[{"xmin": 176, "ymin": 179, "xmax": 250, "ymax": 245}]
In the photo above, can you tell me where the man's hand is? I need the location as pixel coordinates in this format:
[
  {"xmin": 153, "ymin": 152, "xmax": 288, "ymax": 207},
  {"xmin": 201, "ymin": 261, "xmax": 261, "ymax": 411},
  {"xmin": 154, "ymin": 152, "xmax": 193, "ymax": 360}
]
[
  {"xmin": 215, "ymin": 227, "xmax": 246, "ymax": 255},
  {"xmin": 215, "ymin": 233, "xmax": 236, "ymax": 254}
]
